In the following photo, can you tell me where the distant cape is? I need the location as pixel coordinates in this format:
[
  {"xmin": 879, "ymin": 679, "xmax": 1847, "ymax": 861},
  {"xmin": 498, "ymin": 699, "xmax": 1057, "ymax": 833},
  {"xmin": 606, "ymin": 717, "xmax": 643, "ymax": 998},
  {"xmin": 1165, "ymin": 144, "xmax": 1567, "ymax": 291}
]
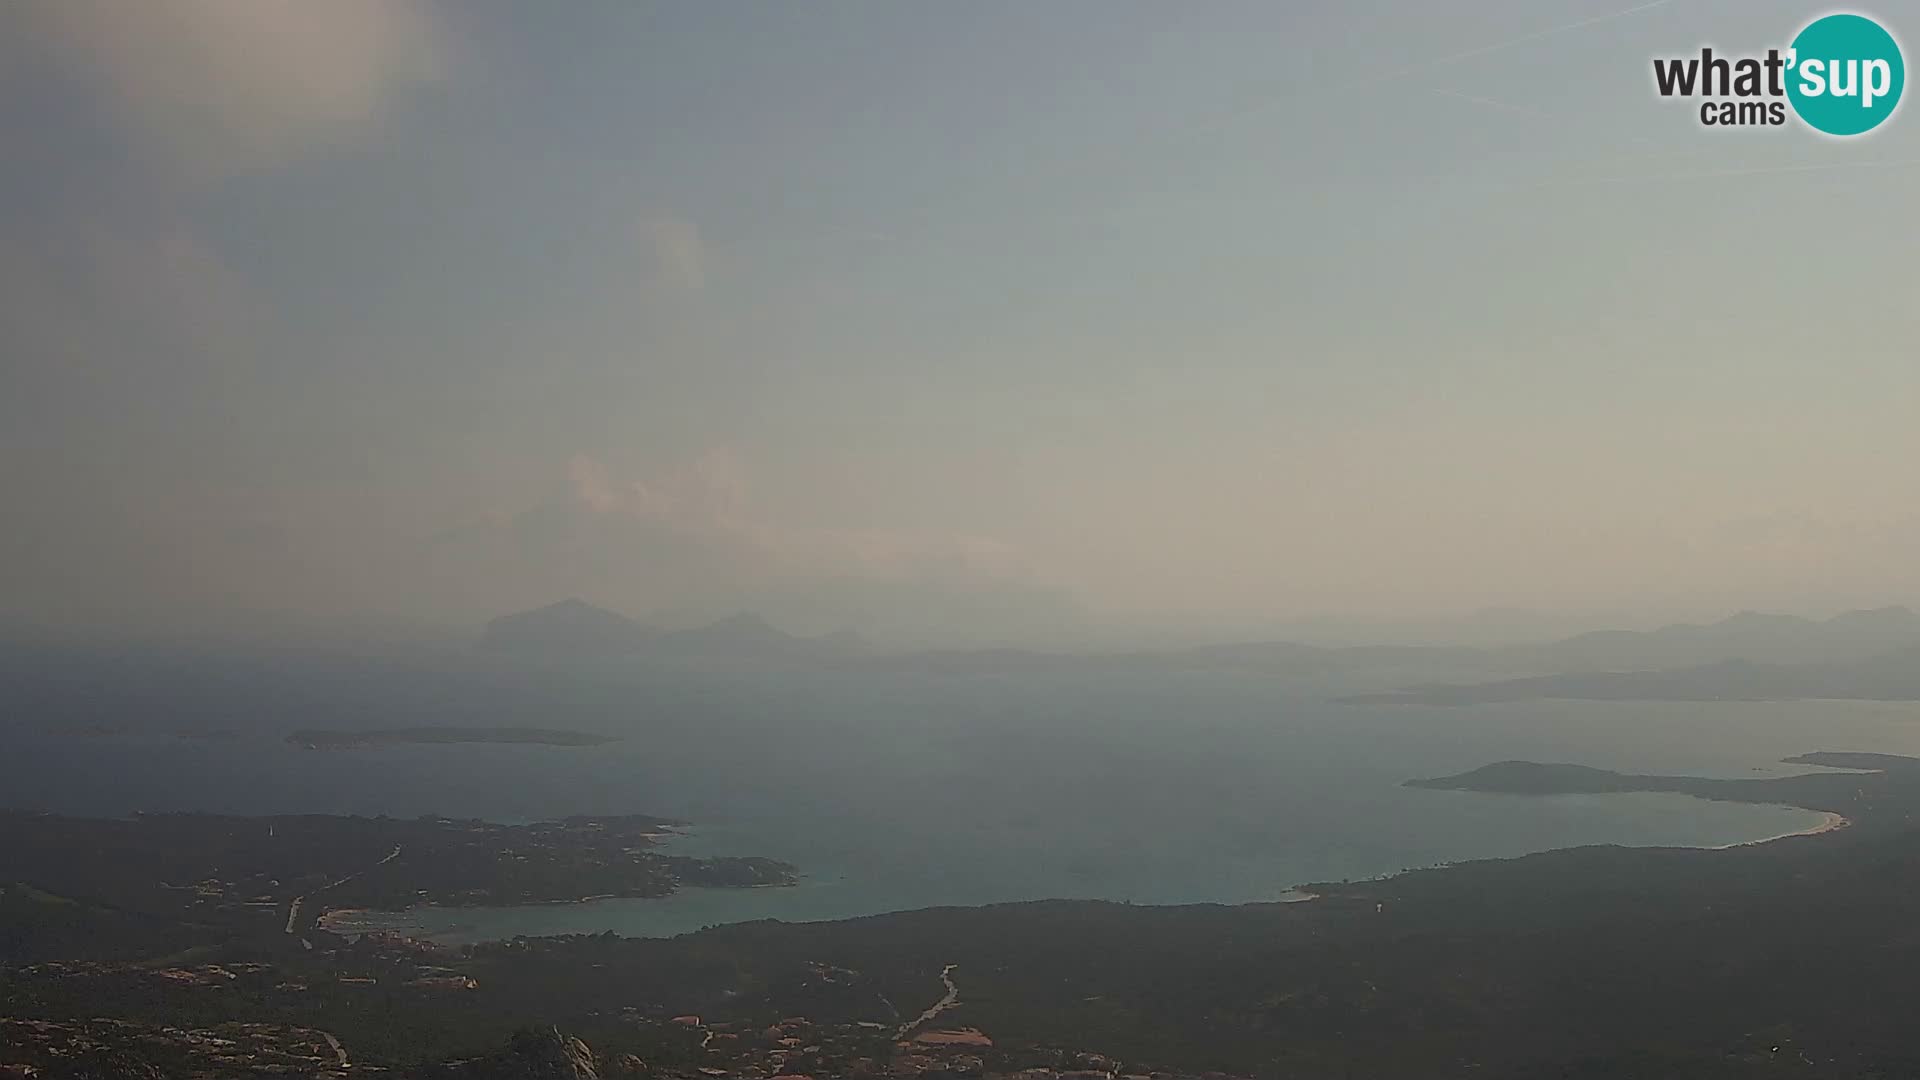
[
  {"xmin": 1344, "ymin": 649, "xmax": 1920, "ymax": 706},
  {"xmin": 479, "ymin": 599, "xmax": 867, "ymax": 665},
  {"xmin": 1341, "ymin": 606, "xmax": 1920, "ymax": 705},
  {"xmin": 479, "ymin": 600, "xmax": 1920, "ymax": 692}
]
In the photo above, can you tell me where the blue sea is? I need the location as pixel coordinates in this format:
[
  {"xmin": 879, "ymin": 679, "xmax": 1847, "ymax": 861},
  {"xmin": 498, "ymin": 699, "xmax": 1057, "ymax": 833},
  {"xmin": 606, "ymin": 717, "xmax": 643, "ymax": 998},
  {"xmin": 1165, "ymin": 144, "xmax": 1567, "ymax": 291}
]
[{"xmin": 6, "ymin": 657, "xmax": 1917, "ymax": 941}]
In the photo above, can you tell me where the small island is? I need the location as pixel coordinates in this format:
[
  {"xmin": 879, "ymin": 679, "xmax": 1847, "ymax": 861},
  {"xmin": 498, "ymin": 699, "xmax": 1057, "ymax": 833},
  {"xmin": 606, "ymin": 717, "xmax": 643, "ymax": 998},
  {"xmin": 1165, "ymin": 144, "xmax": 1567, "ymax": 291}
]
[{"xmin": 285, "ymin": 726, "xmax": 620, "ymax": 750}]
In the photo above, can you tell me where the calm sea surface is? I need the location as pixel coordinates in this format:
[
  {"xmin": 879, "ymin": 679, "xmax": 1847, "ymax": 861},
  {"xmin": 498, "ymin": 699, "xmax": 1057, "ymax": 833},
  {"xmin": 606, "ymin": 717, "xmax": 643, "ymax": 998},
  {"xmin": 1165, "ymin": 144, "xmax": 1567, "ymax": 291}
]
[{"xmin": 7, "ymin": 661, "xmax": 1917, "ymax": 940}]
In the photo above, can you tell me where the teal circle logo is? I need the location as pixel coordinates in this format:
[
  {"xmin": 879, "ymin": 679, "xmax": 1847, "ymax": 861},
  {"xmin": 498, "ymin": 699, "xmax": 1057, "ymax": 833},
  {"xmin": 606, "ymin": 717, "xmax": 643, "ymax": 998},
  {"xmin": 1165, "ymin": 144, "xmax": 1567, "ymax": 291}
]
[{"xmin": 1787, "ymin": 13, "xmax": 1905, "ymax": 136}]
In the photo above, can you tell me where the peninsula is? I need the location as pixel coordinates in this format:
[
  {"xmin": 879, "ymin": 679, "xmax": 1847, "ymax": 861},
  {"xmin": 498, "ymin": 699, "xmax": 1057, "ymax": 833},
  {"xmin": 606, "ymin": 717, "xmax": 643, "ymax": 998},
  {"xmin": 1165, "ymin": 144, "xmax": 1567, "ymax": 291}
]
[{"xmin": 285, "ymin": 727, "xmax": 620, "ymax": 750}]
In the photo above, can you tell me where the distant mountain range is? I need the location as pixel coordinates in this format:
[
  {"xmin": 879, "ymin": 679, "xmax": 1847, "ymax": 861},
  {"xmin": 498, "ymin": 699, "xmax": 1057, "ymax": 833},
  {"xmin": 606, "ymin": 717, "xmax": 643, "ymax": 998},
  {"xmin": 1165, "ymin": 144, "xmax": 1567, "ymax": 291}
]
[
  {"xmin": 853, "ymin": 607, "xmax": 1920, "ymax": 677},
  {"xmin": 1340, "ymin": 607, "xmax": 1920, "ymax": 705},
  {"xmin": 481, "ymin": 598, "xmax": 654, "ymax": 655},
  {"xmin": 1344, "ymin": 650, "xmax": 1920, "ymax": 706},
  {"xmin": 480, "ymin": 600, "xmax": 1920, "ymax": 692},
  {"xmin": 848, "ymin": 640, "xmax": 1488, "ymax": 677},
  {"xmin": 1502, "ymin": 606, "xmax": 1920, "ymax": 673},
  {"xmin": 479, "ymin": 599, "xmax": 867, "ymax": 665}
]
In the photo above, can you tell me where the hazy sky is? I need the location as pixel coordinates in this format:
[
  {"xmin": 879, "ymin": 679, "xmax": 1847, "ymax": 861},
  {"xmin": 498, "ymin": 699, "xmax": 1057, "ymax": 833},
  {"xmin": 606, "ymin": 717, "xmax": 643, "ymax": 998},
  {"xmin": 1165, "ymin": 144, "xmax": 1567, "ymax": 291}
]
[{"xmin": 3, "ymin": 1, "xmax": 1917, "ymax": 643}]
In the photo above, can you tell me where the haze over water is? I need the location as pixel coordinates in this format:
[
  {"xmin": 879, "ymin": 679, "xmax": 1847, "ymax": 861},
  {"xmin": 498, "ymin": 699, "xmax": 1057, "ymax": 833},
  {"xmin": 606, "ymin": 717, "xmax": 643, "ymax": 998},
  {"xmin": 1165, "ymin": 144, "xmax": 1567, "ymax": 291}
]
[
  {"xmin": 5, "ymin": 2, "xmax": 1918, "ymax": 945},
  {"xmin": 9, "ymin": 663, "xmax": 1912, "ymax": 940}
]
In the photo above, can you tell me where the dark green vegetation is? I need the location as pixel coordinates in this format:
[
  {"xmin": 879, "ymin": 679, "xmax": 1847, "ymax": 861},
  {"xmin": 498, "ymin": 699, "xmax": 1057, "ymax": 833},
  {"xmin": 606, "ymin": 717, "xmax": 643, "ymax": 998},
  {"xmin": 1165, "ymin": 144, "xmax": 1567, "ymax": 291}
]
[
  {"xmin": 0, "ymin": 811, "xmax": 794, "ymax": 965},
  {"xmin": 285, "ymin": 727, "xmax": 620, "ymax": 750},
  {"xmin": 8, "ymin": 753, "xmax": 1920, "ymax": 1077}
]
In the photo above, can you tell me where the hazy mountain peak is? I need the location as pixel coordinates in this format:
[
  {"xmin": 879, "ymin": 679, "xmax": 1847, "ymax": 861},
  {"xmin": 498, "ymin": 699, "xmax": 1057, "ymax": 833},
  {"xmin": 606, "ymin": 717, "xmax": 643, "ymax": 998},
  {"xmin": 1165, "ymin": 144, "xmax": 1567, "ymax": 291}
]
[
  {"xmin": 817, "ymin": 627, "xmax": 870, "ymax": 653},
  {"xmin": 479, "ymin": 602, "xmax": 864, "ymax": 665},
  {"xmin": 1509, "ymin": 604, "xmax": 1920, "ymax": 673},
  {"xmin": 509, "ymin": 597, "xmax": 630, "ymax": 623},
  {"xmin": 479, "ymin": 598, "xmax": 650, "ymax": 655},
  {"xmin": 1713, "ymin": 610, "xmax": 1808, "ymax": 628},
  {"xmin": 709, "ymin": 611, "xmax": 776, "ymax": 634},
  {"xmin": 1827, "ymin": 605, "xmax": 1917, "ymax": 626}
]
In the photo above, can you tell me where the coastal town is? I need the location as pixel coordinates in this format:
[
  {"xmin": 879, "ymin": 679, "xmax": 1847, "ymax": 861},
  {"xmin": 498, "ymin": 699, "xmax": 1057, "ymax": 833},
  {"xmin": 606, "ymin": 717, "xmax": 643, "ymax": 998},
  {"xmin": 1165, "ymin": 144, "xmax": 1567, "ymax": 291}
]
[
  {"xmin": 0, "ymin": 809, "xmax": 797, "ymax": 950},
  {"xmin": 3, "ymin": 949, "xmax": 1242, "ymax": 1080}
]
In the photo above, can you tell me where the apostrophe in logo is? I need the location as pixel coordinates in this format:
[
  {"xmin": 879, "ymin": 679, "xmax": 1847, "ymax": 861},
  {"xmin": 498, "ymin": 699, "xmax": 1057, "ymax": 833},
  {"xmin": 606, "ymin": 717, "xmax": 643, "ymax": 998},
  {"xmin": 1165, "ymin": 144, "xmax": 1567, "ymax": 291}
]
[
  {"xmin": 1786, "ymin": 13, "xmax": 1904, "ymax": 136},
  {"xmin": 1651, "ymin": 12, "xmax": 1904, "ymax": 136}
]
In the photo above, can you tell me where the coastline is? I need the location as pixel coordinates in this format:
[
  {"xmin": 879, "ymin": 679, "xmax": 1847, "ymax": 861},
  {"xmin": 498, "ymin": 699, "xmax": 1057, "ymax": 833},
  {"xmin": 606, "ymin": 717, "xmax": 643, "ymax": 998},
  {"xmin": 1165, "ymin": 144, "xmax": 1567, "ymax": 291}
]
[
  {"xmin": 1707, "ymin": 808, "xmax": 1849, "ymax": 850},
  {"xmin": 315, "ymin": 759, "xmax": 1874, "ymax": 945},
  {"xmin": 314, "ymin": 875, "xmax": 803, "ymax": 938},
  {"xmin": 316, "ymin": 793, "xmax": 1842, "ymax": 943},
  {"xmin": 315, "ymin": 907, "xmax": 374, "ymax": 934}
]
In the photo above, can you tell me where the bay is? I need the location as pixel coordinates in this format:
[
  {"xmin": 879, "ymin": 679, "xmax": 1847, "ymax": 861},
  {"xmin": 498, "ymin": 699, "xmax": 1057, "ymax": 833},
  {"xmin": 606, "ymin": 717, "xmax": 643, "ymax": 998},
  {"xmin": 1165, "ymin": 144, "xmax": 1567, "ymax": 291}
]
[{"xmin": 7, "ymin": 663, "xmax": 1915, "ymax": 941}]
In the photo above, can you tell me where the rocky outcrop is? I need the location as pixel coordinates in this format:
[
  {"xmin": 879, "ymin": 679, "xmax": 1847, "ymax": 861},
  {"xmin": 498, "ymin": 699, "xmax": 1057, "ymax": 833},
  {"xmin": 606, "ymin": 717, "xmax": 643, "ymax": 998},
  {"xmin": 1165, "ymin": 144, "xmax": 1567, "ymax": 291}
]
[{"xmin": 430, "ymin": 1028, "xmax": 598, "ymax": 1079}]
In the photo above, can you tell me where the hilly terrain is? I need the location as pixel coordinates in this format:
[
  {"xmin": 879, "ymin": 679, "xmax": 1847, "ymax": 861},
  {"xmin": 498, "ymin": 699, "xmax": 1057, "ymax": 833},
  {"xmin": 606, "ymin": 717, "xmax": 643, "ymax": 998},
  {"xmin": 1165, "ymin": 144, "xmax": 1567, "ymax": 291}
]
[{"xmin": 480, "ymin": 600, "xmax": 866, "ymax": 666}]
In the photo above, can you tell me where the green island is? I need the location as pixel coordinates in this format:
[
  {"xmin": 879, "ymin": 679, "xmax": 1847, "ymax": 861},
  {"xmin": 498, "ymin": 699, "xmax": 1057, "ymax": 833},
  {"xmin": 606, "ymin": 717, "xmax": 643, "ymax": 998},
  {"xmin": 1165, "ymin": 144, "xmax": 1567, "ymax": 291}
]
[
  {"xmin": 284, "ymin": 727, "xmax": 621, "ymax": 750},
  {"xmin": 7, "ymin": 752, "xmax": 1920, "ymax": 1077}
]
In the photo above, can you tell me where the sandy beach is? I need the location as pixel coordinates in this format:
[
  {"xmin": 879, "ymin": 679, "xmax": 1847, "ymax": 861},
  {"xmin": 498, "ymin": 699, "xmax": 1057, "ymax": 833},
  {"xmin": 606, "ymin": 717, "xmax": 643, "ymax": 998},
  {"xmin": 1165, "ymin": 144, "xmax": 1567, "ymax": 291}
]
[{"xmin": 1709, "ymin": 810, "xmax": 1849, "ymax": 850}]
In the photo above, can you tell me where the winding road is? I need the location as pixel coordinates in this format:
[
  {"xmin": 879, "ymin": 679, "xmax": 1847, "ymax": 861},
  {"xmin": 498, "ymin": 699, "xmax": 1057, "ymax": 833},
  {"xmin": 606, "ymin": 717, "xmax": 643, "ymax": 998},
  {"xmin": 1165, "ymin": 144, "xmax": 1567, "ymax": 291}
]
[
  {"xmin": 894, "ymin": 964, "xmax": 960, "ymax": 1040},
  {"xmin": 319, "ymin": 1030, "xmax": 348, "ymax": 1070},
  {"xmin": 283, "ymin": 844, "xmax": 402, "ymax": 936}
]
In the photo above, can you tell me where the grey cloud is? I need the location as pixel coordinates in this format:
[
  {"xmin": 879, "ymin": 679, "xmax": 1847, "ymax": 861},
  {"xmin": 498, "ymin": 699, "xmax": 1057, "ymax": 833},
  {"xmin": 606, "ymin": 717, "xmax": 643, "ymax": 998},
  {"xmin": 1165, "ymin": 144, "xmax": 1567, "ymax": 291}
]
[{"xmin": 7, "ymin": 0, "xmax": 446, "ymax": 181}]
